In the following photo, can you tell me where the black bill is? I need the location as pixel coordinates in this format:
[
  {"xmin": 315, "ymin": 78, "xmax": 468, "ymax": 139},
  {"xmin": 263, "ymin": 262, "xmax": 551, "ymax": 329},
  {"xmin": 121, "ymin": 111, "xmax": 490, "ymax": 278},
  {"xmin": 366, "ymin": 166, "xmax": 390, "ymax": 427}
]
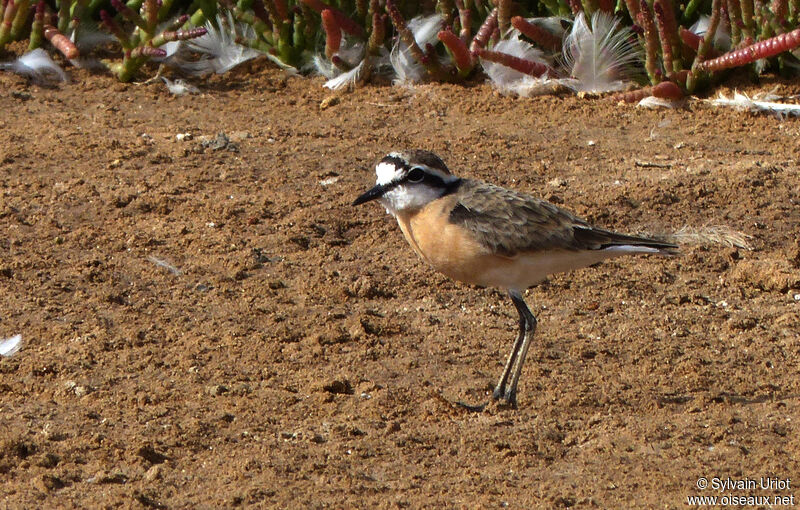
[{"xmin": 352, "ymin": 184, "xmax": 387, "ymax": 206}]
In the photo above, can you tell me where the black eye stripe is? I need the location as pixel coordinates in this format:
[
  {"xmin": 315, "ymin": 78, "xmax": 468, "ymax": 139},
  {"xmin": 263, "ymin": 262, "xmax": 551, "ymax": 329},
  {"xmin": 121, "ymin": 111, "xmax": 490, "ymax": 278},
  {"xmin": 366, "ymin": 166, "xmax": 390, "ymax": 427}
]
[{"xmin": 407, "ymin": 167, "xmax": 425, "ymax": 182}]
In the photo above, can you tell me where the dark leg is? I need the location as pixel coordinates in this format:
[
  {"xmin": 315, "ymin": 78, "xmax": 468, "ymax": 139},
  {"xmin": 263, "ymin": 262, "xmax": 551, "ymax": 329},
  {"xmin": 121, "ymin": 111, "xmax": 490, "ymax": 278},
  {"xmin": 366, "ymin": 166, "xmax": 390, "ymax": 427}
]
[
  {"xmin": 499, "ymin": 290, "xmax": 537, "ymax": 407},
  {"xmin": 491, "ymin": 294, "xmax": 527, "ymax": 400},
  {"xmin": 456, "ymin": 290, "xmax": 537, "ymax": 412}
]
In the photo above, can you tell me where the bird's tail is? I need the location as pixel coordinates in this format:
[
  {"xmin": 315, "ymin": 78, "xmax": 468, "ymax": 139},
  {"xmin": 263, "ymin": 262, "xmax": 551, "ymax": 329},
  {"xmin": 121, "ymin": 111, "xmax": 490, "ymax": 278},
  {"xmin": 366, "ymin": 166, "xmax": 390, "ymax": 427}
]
[{"xmin": 574, "ymin": 226, "xmax": 680, "ymax": 255}]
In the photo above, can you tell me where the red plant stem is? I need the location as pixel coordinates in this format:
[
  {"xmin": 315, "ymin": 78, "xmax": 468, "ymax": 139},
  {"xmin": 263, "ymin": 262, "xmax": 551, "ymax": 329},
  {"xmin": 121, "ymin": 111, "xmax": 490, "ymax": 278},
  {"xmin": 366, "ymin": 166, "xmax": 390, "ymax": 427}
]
[
  {"xmin": 679, "ymin": 27, "xmax": 720, "ymax": 57},
  {"xmin": 251, "ymin": 0, "xmax": 273, "ymax": 28},
  {"xmin": 652, "ymin": 80, "xmax": 684, "ymax": 99},
  {"xmin": 111, "ymin": 0, "xmax": 147, "ymax": 31},
  {"xmin": 756, "ymin": 1, "xmax": 781, "ymax": 35},
  {"xmin": 772, "ymin": 0, "xmax": 788, "ymax": 25},
  {"xmin": 474, "ymin": 47, "xmax": 555, "ymax": 77},
  {"xmin": 653, "ymin": 0, "xmax": 680, "ymax": 74},
  {"xmin": 511, "ymin": 16, "xmax": 560, "ymax": 51},
  {"xmin": 386, "ymin": 0, "xmax": 446, "ymax": 80},
  {"xmin": 438, "ymin": 0, "xmax": 454, "ymax": 25},
  {"xmin": 261, "ymin": 0, "xmax": 281, "ymax": 26},
  {"xmin": 367, "ymin": 10, "xmax": 384, "ymax": 54},
  {"xmin": 130, "ymin": 45, "xmax": 167, "ymax": 58},
  {"xmin": 100, "ymin": 9, "xmax": 132, "ymax": 49},
  {"xmin": 455, "ymin": 0, "xmax": 470, "ymax": 42},
  {"xmin": 271, "ymin": 0, "xmax": 288, "ymax": 22},
  {"xmin": 438, "ymin": 28, "xmax": 473, "ymax": 71},
  {"xmin": 144, "ymin": 0, "xmax": 158, "ymax": 30},
  {"xmin": 698, "ymin": 26, "xmax": 800, "ymax": 70},
  {"xmin": 300, "ymin": 0, "xmax": 364, "ymax": 37},
  {"xmin": 8, "ymin": 0, "xmax": 28, "ymax": 40},
  {"xmin": 151, "ymin": 26, "xmax": 206, "ymax": 45},
  {"xmin": 727, "ymin": 0, "xmax": 743, "ymax": 46},
  {"xmin": 0, "ymin": 0, "xmax": 17, "ymax": 44},
  {"xmin": 624, "ymin": 0, "xmax": 641, "ymax": 17},
  {"xmin": 470, "ymin": 7, "xmax": 496, "ymax": 54},
  {"xmin": 44, "ymin": 24, "xmax": 79, "ymax": 58},
  {"xmin": 608, "ymin": 79, "xmax": 684, "ymax": 102},
  {"xmin": 27, "ymin": 0, "xmax": 44, "ymax": 49},
  {"xmin": 166, "ymin": 14, "xmax": 189, "ymax": 31},
  {"xmin": 741, "ymin": 0, "xmax": 755, "ymax": 36},
  {"xmin": 321, "ymin": 9, "xmax": 341, "ymax": 59},
  {"xmin": 497, "ymin": 0, "xmax": 511, "ymax": 33},
  {"xmin": 385, "ymin": 0, "xmax": 425, "ymax": 63},
  {"xmin": 100, "ymin": 9, "xmax": 131, "ymax": 47},
  {"xmin": 330, "ymin": 54, "xmax": 351, "ymax": 71},
  {"xmin": 637, "ymin": 0, "xmax": 660, "ymax": 84},
  {"xmin": 654, "ymin": 0, "xmax": 682, "ymax": 68},
  {"xmin": 687, "ymin": 0, "xmax": 721, "ymax": 91},
  {"xmin": 598, "ymin": 0, "xmax": 615, "ymax": 12}
]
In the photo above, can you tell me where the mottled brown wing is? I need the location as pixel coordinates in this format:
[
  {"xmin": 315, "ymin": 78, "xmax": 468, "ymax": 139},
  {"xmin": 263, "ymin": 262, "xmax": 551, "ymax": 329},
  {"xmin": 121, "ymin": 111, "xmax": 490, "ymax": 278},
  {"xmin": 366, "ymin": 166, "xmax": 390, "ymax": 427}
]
[{"xmin": 448, "ymin": 180, "xmax": 677, "ymax": 256}]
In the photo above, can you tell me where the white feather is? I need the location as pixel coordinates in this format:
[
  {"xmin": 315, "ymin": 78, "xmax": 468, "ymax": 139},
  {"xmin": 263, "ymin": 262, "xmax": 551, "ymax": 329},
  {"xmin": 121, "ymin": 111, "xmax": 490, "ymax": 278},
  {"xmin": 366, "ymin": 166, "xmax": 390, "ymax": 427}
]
[
  {"xmin": 324, "ymin": 59, "xmax": 367, "ymax": 90},
  {"xmin": 170, "ymin": 11, "xmax": 261, "ymax": 75},
  {"xmin": 562, "ymin": 11, "xmax": 641, "ymax": 93},
  {"xmin": 708, "ymin": 90, "xmax": 800, "ymax": 118},
  {"xmin": 69, "ymin": 21, "xmax": 115, "ymax": 53},
  {"xmin": 637, "ymin": 95, "xmax": 685, "ymax": 109},
  {"xmin": 0, "ymin": 334, "xmax": 22, "ymax": 357},
  {"xmin": 161, "ymin": 77, "xmax": 200, "ymax": 95},
  {"xmin": 312, "ymin": 40, "xmax": 364, "ymax": 80},
  {"xmin": 518, "ymin": 16, "xmax": 568, "ymax": 43},
  {"xmin": 690, "ymin": 15, "xmax": 731, "ymax": 51},
  {"xmin": 313, "ymin": 41, "xmax": 365, "ymax": 79},
  {"xmin": 391, "ymin": 14, "xmax": 445, "ymax": 84},
  {"xmin": 0, "ymin": 49, "xmax": 67, "ymax": 84},
  {"xmin": 480, "ymin": 37, "xmax": 556, "ymax": 96}
]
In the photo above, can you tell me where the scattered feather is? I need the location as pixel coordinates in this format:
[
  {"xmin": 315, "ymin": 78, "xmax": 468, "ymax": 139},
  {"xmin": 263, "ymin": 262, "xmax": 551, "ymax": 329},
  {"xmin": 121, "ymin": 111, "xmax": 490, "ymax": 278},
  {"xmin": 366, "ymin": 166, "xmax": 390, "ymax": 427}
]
[
  {"xmin": 637, "ymin": 95, "xmax": 686, "ymax": 109},
  {"xmin": 323, "ymin": 59, "xmax": 368, "ymax": 90},
  {"xmin": 0, "ymin": 49, "xmax": 67, "ymax": 84},
  {"xmin": 70, "ymin": 21, "xmax": 116, "ymax": 54},
  {"xmin": 690, "ymin": 15, "xmax": 731, "ymax": 51},
  {"xmin": 148, "ymin": 255, "xmax": 182, "ymax": 275},
  {"xmin": 561, "ymin": 12, "xmax": 642, "ymax": 93},
  {"xmin": 0, "ymin": 334, "xmax": 22, "ymax": 357},
  {"xmin": 313, "ymin": 40, "xmax": 388, "ymax": 90},
  {"xmin": 169, "ymin": 11, "xmax": 261, "ymax": 75},
  {"xmin": 313, "ymin": 41, "xmax": 365, "ymax": 79},
  {"xmin": 480, "ymin": 37, "xmax": 557, "ymax": 97},
  {"xmin": 161, "ymin": 41, "xmax": 181, "ymax": 60},
  {"xmin": 708, "ymin": 90, "xmax": 800, "ymax": 118},
  {"xmin": 161, "ymin": 77, "xmax": 200, "ymax": 95},
  {"xmin": 391, "ymin": 14, "xmax": 445, "ymax": 84}
]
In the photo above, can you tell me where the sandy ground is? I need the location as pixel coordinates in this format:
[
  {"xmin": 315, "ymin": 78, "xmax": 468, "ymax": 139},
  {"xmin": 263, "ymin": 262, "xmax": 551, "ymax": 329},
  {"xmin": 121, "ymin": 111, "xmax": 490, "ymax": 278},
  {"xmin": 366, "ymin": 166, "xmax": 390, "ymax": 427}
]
[{"xmin": 0, "ymin": 60, "xmax": 799, "ymax": 508}]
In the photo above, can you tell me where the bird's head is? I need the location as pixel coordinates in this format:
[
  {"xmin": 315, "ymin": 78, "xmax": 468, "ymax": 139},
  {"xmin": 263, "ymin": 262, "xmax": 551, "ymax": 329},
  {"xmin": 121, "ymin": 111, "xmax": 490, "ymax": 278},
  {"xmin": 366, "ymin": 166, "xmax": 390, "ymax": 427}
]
[{"xmin": 353, "ymin": 150, "xmax": 460, "ymax": 215}]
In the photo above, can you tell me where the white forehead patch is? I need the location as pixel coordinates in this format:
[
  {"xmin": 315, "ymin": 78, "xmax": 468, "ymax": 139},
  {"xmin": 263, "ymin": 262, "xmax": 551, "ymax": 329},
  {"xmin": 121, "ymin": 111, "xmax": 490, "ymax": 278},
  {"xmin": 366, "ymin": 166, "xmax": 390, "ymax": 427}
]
[{"xmin": 375, "ymin": 161, "xmax": 402, "ymax": 185}]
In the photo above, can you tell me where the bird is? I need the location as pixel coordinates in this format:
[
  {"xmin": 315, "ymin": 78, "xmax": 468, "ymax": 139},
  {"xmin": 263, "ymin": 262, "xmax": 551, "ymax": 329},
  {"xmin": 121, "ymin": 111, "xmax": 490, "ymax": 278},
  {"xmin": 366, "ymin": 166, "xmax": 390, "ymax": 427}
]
[{"xmin": 353, "ymin": 150, "xmax": 678, "ymax": 409}]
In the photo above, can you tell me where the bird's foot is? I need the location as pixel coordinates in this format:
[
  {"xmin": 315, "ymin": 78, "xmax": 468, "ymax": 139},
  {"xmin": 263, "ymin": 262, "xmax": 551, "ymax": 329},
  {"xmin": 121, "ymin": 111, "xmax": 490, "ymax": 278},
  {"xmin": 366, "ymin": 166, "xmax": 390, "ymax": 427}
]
[
  {"xmin": 455, "ymin": 389, "xmax": 517, "ymax": 412},
  {"xmin": 493, "ymin": 386, "xmax": 518, "ymax": 409}
]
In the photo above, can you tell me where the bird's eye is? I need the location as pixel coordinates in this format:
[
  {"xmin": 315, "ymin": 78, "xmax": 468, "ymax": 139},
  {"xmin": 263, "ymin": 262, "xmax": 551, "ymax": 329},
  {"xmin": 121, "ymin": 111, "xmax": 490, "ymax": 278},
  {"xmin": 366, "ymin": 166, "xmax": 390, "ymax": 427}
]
[{"xmin": 407, "ymin": 167, "xmax": 425, "ymax": 183}]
